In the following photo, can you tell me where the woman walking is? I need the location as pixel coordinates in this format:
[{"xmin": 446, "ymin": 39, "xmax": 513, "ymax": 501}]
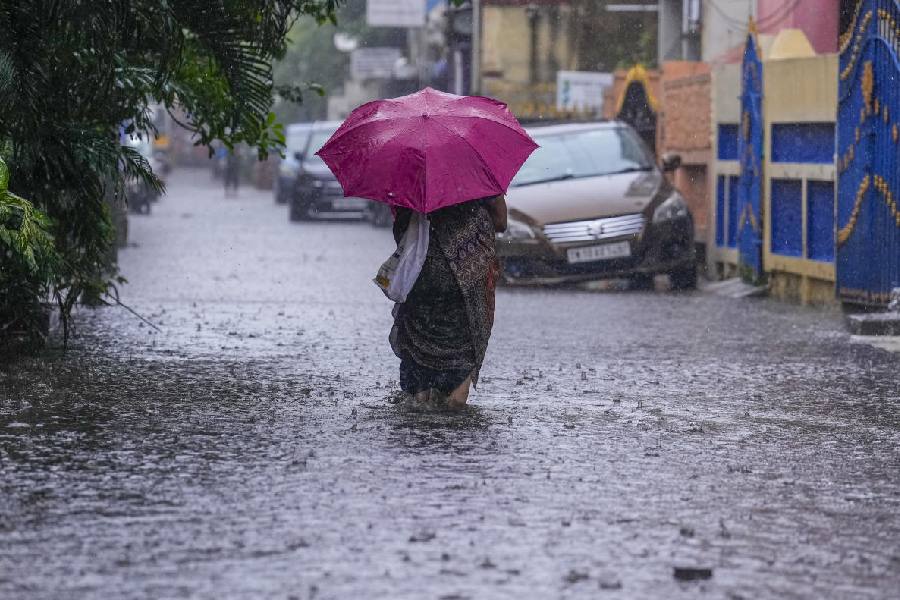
[
  {"xmin": 390, "ymin": 196, "xmax": 507, "ymax": 408},
  {"xmin": 316, "ymin": 88, "xmax": 536, "ymax": 408}
]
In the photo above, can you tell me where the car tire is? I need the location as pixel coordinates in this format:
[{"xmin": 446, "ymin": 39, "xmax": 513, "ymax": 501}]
[
  {"xmin": 629, "ymin": 273, "xmax": 655, "ymax": 291},
  {"xmin": 289, "ymin": 201, "xmax": 304, "ymax": 222},
  {"xmin": 669, "ymin": 266, "xmax": 698, "ymax": 290},
  {"xmin": 290, "ymin": 199, "xmax": 315, "ymax": 222}
]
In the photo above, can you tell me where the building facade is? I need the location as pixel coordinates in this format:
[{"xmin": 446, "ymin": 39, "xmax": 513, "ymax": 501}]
[{"xmin": 660, "ymin": 0, "xmax": 841, "ymax": 64}]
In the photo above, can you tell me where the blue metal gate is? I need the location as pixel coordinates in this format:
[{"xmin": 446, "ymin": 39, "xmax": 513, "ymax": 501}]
[
  {"xmin": 837, "ymin": 0, "xmax": 900, "ymax": 306},
  {"xmin": 737, "ymin": 29, "xmax": 764, "ymax": 282}
]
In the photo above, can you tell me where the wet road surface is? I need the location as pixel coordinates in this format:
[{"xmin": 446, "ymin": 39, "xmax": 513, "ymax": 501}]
[{"xmin": 2, "ymin": 169, "xmax": 899, "ymax": 599}]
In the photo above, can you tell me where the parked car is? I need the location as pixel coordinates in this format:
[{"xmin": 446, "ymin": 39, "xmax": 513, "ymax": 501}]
[
  {"xmin": 364, "ymin": 201, "xmax": 393, "ymax": 228},
  {"xmin": 498, "ymin": 122, "xmax": 696, "ymax": 289},
  {"xmin": 289, "ymin": 121, "xmax": 369, "ymax": 221},
  {"xmin": 274, "ymin": 122, "xmax": 313, "ymax": 203}
]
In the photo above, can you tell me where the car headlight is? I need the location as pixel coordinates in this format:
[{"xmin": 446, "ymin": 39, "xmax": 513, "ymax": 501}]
[
  {"xmin": 499, "ymin": 217, "xmax": 536, "ymax": 240},
  {"xmin": 652, "ymin": 192, "xmax": 689, "ymax": 223}
]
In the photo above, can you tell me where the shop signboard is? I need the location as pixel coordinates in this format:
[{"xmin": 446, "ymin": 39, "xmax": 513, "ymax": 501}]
[{"xmin": 556, "ymin": 71, "xmax": 613, "ymax": 113}]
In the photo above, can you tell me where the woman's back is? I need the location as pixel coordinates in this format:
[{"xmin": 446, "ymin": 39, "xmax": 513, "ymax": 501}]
[{"xmin": 390, "ymin": 200, "xmax": 500, "ymax": 395}]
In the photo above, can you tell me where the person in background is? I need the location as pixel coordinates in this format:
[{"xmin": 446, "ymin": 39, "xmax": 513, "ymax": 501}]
[{"xmin": 223, "ymin": 150, "xmax": 240, "ymax": 197}]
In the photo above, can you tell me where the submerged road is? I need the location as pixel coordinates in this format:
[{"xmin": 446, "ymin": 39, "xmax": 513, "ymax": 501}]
[{"xmin": 2, "ymin": 169, "xmax": 899, "ymax": 599}]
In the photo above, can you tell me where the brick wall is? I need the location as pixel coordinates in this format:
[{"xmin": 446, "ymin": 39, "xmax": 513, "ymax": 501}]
[
  {"xmin": 674, "ymin": 165, "xmax": 709, "ymax": 241},
  {"xmin": 657, "ymin": 62, "xmax": 711, "ymax": 164},
  {"xmin": 658, "ymin": 62, "xmax": 712, "ymax": 242}
]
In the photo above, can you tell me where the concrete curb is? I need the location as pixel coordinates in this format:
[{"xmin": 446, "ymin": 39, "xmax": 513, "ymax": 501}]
[
  {"xmin": 849, "ymin": 334, "xmax": 900, "ymax": 353},
  {"xmin": 846, "ymin": 313, "xmax": 900, "ymax": 336}
]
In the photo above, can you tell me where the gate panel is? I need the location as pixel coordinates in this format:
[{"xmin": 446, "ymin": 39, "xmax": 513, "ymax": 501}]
[
  {"xmin": 837, "ymin": 0, "xmax": 900, "ymax": 306},
  {"xmin": 738, "ymin": 30, "xmax": 764, "ymax": 281}
]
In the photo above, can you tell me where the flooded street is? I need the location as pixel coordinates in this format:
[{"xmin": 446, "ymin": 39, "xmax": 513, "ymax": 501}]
[{"xmin": 2, "ymin": 169, "xmax": 899, "ymax": 599}]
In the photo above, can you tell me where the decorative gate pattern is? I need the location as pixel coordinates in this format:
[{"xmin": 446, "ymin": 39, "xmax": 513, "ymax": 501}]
[
  {"xmin": 737, "ymin": 28, "xmax": 764, "ymax": 282},
  {"xmin": 837, "ymin": 0, "xmax": 900, "ymax": 305}
]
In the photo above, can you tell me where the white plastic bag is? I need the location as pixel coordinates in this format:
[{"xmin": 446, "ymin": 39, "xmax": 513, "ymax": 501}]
[{"xmin": 374, "ymin": 211, "xmax": 430, "ymax": 303}]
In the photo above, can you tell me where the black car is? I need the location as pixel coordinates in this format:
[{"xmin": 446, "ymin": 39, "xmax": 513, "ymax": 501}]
[
  {"xmin": 274, "ymin": 122, "xmax": 313, "ymax": 204},
  {"xmin": 289, "ymin": 122, "xmax": 369, "ymax": 221}
]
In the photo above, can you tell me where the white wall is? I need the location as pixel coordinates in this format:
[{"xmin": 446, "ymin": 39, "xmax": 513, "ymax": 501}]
[
  {"xmin": 702, "ymin": 0, "xmax": 755, "ymax": 62},
  {"xmin": 658, "ymin": 0, "xmax": 684, "ymax": 62}
]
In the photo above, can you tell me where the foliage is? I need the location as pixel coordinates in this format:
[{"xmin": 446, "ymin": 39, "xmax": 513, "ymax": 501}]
[
  {"xmin": 273, "ymin": 0, "xmax": 407, "ymax": 123},
  {"xmin": 0, "ymin": 0, "xmax": 341, "ymax": 349},
  {"xmin": 273, "ymin": 17, "xmax": 344, "ymax": 122},
  {"xmin": 0, "ymin": 156, "xmax": 60, "ymax": 350},
  {"xmin": 571, "ymin": 0, "xmax": 658, "ymax": 71}
]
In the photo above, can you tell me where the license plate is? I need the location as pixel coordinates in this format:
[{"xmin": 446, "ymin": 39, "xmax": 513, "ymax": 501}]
[
  {"xmin": 332, "ymin": 197, "xmax": 368, "ymax": 210},
  {"xmin": 567, "ymin": 241, "xmax": 631, "ymax": 264}
]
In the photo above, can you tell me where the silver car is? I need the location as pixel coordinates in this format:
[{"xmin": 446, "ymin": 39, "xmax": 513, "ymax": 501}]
[{"xmin": 497, "ymin": 122, "xmax": 696, "ymax": 289}]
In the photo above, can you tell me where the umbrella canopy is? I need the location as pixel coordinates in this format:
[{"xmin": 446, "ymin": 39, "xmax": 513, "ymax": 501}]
[{"xmin": 316, "ymin": 87, "xmax": 538, "ymax": 214}]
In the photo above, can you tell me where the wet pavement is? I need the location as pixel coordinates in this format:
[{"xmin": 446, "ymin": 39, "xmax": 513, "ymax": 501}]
[{"xmin": 2, "ymin": 169, "xmax": 899, "ymax": 599}]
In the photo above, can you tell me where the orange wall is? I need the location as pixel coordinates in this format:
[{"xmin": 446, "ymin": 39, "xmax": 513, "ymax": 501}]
[
  {"xmin": 657, "ymin": 62, "xmax": 711, "ymax": 163},
  {"xmin": 658, "ymin": 62, "xmax": 711, "ymax": 242}
]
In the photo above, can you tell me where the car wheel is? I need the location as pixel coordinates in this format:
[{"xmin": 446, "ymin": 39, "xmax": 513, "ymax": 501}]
[
  {"xmin": 669, "ymin": 266, "xmax": 698, "ymax": 290},
  {"xmin": 289, "ymin": 201, "xmax": 304, "ymax": 222},
  {"xmin": 629, "ymin": 273, "xmax": 655, "ymax": 291},
  {"xmin": 290, "ymin": 199, "xmax": 316, "ymax": 221}
]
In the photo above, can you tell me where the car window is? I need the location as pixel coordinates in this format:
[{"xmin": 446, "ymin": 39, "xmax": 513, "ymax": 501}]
[
  {"xmin": 511, "ymin": 127, "xmax": 653, "ymax": 186},
  {"xmin": 286, "ymin": 129, "xmax": 311, "ymax": 152},
  {"xmin": 303, "ymin": 127, "xmax": 338, "ymax": 165}
]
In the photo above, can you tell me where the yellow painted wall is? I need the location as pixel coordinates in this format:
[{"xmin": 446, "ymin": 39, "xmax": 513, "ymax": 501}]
[
  {"xmin": 708, "ymin": 63, "xmax": 741, "ymax": 273},
  {"xmin": 482, "ymin": 7, "xmax": 533, "ymax": 84},
  {"xmin": 480, "ymin": 5, "xmax": 575, "ymax": 117},
  {"xmin": 764, "ymin": 54, "xmax": 838, "ymax": 122},
  {"xmin": 763, "ymin": 53, "xmax": 838, "ymax": 303}
]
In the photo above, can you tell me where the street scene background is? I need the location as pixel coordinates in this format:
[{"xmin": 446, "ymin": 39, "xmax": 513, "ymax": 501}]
[
  {"xmin": 3, "ymin": 0, "xmax": 900, "ymax": 598},
  {"xmin": 3, "ymin": 170, "xmax": 899, "ymax": 598}
]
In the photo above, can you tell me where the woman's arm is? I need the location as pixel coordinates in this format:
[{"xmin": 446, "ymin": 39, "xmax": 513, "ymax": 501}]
[{"xmin": 484, "ymin": 195, "xmax": 508, "ymax": 233}]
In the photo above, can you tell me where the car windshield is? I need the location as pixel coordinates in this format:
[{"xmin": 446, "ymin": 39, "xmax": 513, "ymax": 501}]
[
  {"xmin": 511, "ymin": 127, "xmax": 653, "ymax": 187},
  {"xmin": 286, "ymin": 128, "xmax": 311, "ymax": 153},
  {"xmin": 303, "ymin": 127, "xmax": 338, "ymax": 166}
]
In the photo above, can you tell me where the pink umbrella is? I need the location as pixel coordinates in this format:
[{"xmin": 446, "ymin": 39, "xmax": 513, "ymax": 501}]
[{"xmin": 316, "ymin": 87, "xmax": 538, "ymax": 213}]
